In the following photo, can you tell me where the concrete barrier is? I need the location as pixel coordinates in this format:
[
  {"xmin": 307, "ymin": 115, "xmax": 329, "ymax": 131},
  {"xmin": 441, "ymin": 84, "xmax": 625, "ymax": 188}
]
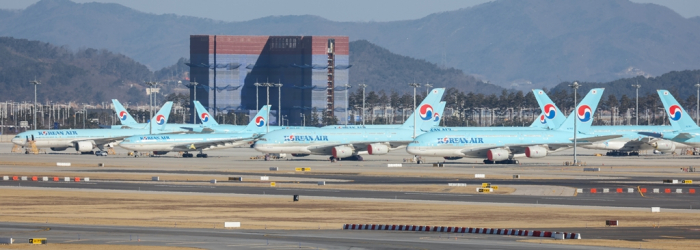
[
  {"xmin": 0, "ymin": 237, "xmax": 12, "ymax": 244},
  {"xmin": 628, "ymin": 188, "xmax": 634, "ymax": 193},
  {"xmin": 260, "ymin": 176, "xmax": 269, "ymax": 181},
  {"xmin": 448, "ymin": 183, "xmax": 467, "ymax": 187},
  {"xmin": 676, "ymin": 189, "xmax": 683, "ymax": 193},
  {"xmin": 229, "ymin": 177, "xmax": 243, "ymax": 181},
  {"xmin": 98, "ymin": 163, "xmax": 105, "ymax": 167},
  {"xmin": 224, "ymin": 222, "xmax": 240, "ymax": 228},
  {"xmin": 152, "ymin": 176, "xmax": 159, "ymax": 181},
  {"xmin": 475, "ymin": 174, "xmax": 485, "ymax": 178},
  {"xmin": 2, "ymin": 176, "xmax": 8, "ymax": 181},
  {"xmin": 576, "ymin": 189, "xmax": 583, "ymax": 193},
  {"xmin": 74, "ymin": 177, "xmax": 80, "ymax": 182},
  {"xmin": 603, "ymin": 188, "xmax": 609, "ymax": 193},
  {"xmin": 318, "ymin": 181, "xmax": 326, "ymax": 185},
  {"xmin": 554, "ymin": 233, "xmax": 565, "ymax": 240},
  {"xmin": 432, "ymin": 163, "xmax": 444, "ymax": 167},
  {"xmin": 513, "ymin": 175, "xmax": 520, "ymax": 179},
  {"xmin": 583, "ymin": 168, "xmax": 600, "ymax": 172},
  {"xmin": 21, "ymin": 176, "xmax": 27, "ymax": 181},
  {"xmin": 84, "ymin": 177, "xmax": 90, "ymax": 182},
  {"xmin": 210, "ymin": 179, "xmax": 217, "ymax": 184},
  {"xmin": 342, "ymin": 224, "xmax": 581, "ymax": 239},
  {"xmin": 651, "ymin": 207, "xmax": 660, "ymax": 213},
  {"xmin": 269, "ymin": 167, "xmax": 278, "ymax": 171},
  {"xmin": 63, "ymin": 177, "xmax": 70, "ymax": 182},
  {"xmin": 42, "ymin": 177, "xmax": 48, "ymax": 181},
  {"xmin": 653, "ymin": 188, "xmax": 660, "ymax": 193},
  {"xmin": 56, "ymin": 162, "xmax": 71, "ymax": 166},
  {"xmin": 387, "ymin": 164, "xmax": 402, "ymax": 167}
]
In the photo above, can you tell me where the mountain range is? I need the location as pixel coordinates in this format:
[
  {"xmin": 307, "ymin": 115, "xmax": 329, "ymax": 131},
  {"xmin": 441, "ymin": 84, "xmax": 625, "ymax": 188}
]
[{"xmin": 2, "ymin": 0, "xmax": 700, "ymax": 90}]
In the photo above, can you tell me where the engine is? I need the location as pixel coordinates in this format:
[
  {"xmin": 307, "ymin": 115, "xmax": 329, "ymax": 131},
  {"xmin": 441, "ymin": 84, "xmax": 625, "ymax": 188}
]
[
  {"xmin": 152, "ymin": 151, "xmax": 169, "ymax": 155},
  {"xmin": 50, "ymin": 147, "xmax": 68, "ymax": 151},
  {"xmin": 74, "ymin": 141, "xmax": 94, "ymax": 152},
  {"xmin": 332, "ymin": 146, "xmax": 354, "ymax": 158},
  {"xmin": 367, "ymin": 143, "xmax": 389, "ymax": 155},
  {"xmin": 487, "ymin": 149, "xmax": 509, "ymax": 161},
  {"xmin": 525, "ymin": 146, "xmax": 547, "ymax": 158},
  {"xmin": 653, "ymin": 140, "xmax": 676, "ymax": 153},
  {"xmin": 291, "ymin": 153, "xmax": 310, "ymax": 157}
]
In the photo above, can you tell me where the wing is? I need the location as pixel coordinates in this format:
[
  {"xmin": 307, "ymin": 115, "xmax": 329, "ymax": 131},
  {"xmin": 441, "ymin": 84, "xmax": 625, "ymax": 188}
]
[
  {"xmin": 306, "ymin": 141, "xmax": 412, "ymax": 154},
  {"xmin": 573, "ymin": 135, "xmax": 622, "ymax": 142},
  {"xmin": 170, "ymin": 137, "xmax": 257, "ymax": 151}
]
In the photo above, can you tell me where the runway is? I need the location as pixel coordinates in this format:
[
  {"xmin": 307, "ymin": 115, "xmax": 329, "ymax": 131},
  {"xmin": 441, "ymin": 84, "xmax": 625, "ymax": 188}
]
[
  {"xmin": 0, "ymin": 222, "xmax": 633, "ymax": 250},
  {"xmin": 2, "ymin": 179, "xmax": 699, "ymax": 209}
]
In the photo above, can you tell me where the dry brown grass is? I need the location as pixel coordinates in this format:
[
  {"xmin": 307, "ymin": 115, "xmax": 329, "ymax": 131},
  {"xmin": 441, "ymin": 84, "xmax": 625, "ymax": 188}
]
[
  {"xmin": 1, "ymin": 187, "xmax": 699, "ymax": 231},
  {"xmin": 519, "ymin": 239, "xmax": 700, "ymax": 250}
]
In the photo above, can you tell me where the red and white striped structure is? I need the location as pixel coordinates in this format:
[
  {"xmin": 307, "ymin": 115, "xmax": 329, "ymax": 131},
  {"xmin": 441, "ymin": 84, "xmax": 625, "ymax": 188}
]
[{"xmin": 342, "ymin": 224, "xmax": 581, "ymax": 239}]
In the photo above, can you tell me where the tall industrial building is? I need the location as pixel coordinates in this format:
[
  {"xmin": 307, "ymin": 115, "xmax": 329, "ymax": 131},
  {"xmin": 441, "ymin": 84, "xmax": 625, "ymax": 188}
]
[{"xmin": 188, "ymin": 35, "xmax": 350, "ymax": 126}]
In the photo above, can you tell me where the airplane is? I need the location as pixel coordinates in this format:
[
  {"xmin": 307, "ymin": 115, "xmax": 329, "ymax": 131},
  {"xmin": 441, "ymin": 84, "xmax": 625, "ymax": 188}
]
[
  {"xmin": 406, "ymin": 88, "xmax": 622, "ymax": 164},
  {"xmin": 533, "ymin": 89, "xmax": 680, "ymax": 156},
  {"xmin": 119, "ymin": 105, "xmax": 272, "ymax": 158},
  {"xmin": 253, "ymin": 88, "xmax": 446, "ymax": 161},
  {"xmin": 11, "ymin": 102, "xmax": 183, "ymax": 154},
  {"xmin": 641, "ymin": 90, "xmax": 700, "ymax": 149},
  {"xmin": 110, "ymin": 99, "xmax": 200, "ymax": 132}
]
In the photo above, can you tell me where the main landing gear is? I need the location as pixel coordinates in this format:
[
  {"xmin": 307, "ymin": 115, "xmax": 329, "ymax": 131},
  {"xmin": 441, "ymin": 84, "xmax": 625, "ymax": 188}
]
[
  {"xmin": 183, "ymin": 150, "xmax": 208, "ymax": 158},
  {"xmin": 483, "ymin": 159, "xmax": 519, "ymax": 164},
  {"xmin": 606, "ymin": 151, "xmax": 639, "ymax": 156},
  {"xmin": 329, "ymin": 155, "xmax": 364, "ymax": 162}
]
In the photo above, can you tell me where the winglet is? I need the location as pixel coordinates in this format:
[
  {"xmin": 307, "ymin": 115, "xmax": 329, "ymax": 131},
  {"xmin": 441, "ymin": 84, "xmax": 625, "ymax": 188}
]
[
  {"xmin": 657, "ymin": 90, "xmax": 698, "ymax": 131},
  {"xmin": 112, "ymin": 99, "xmax": 138, "ymax": 126}
]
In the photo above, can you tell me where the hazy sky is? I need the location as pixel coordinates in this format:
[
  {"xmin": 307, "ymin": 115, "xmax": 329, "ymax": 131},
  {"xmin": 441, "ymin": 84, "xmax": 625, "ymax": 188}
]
[{"xmin": 1, "ymin": 0, "xmax": 699, "ymax": 22}]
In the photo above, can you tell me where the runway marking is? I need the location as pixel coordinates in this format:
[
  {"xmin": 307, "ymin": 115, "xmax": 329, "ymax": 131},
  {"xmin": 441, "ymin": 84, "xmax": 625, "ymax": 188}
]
[
  {"xmin": 543, "ymin": 197, "xmax": 616, "ymax": 201},
  {"xmin": 276, "ymin": 188, "xmax": 340, "ymax": 192},
  {"xmin": 155, "ymin": 185, "xmax": 214, "ymax": 188},
  {"xmin": 403, "ymin": 193, "xmax": 473, "ymax": 197}
]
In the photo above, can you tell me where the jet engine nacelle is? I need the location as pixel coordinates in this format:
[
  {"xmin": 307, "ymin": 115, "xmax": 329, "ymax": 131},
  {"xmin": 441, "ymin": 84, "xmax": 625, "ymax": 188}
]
[
  {"xmin": 74, "ymin": 141, "xmax": 94, "ymax": 152},
  {"xmin": 444, "ymin": 156, "xmax": 464, "ymax": 160},
  {"xmin": 525, "ymin": 146, "xmax": 547, "ymax": 158},
  {"xmin": 332, "ymin": 146, "xmax": 354, "ymax": 158},
  {"xmin": 291, "ymin": 153, "xmax": 310, "ymax": 157},
  {"xmin": 653, "ymin": 140, "xmax": 676, "ymax": 153},
  {"xmin": 487, "ymin": 149, "xmax": 509, "ymax": 161},
  {"xmin": 50, "ymin": 147, "xmax": 68, "ymax": 151},
  {"xmin": 367, "ymin": 143, "xmax": 389, "ymax": 155}
]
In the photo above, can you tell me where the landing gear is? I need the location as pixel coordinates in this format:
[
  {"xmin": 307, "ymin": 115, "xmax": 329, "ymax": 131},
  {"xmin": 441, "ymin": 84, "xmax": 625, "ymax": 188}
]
[
  {"xmin": 606, "ymin": 151, "xmax": 638, "ymax": 156},
  {"xmin": 329, "ymin": 156, "xmax": 336, "ymax": 162},
  {"xmin": 483, "ymin": 159, "xmax": 519, "ymax": 164},
  {"xmin": 182, "ymin": 153, "xmax": 193, "ymax": 158},
  {"xmin": 196, "ymin": 153, "xmax": 208, "ymax": 158}
]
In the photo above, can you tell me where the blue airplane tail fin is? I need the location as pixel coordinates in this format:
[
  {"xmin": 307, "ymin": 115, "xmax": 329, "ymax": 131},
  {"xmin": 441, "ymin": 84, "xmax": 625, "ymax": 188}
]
[
  {"xmin": 194, "ymin": 101, "xmax": 219, "ymax": 127},
  {"xmin": 657, "ymin": 90, "xmax": 698, "ymax": 131},
  {"xmin": 529, "ymin": 113, "xmax": 549, "ymax": 129},
  {"xmin": 420, "ymin": 101, "xmax": 445, "ymax": 130},
  {"xmin": 243, "ymin": 105, "xmax": 270, "ymax": 133},
  {"xmin": 401, "ymin": 88, "xmax": 445, "ymax": 130},
  {"xmin": 532, "ymin": 89, "xmax": 566, "ymax": 130},
  {"xmin": 112, "ymin": 99, "xmax": 138, "ymax": 126},
  {"xmin": 151, "ymin": 102, "xmax": 173, "ymax": 131},
  {"xmin": 557, "ymin": 88, "xmax": 604, "ymax": 133}
]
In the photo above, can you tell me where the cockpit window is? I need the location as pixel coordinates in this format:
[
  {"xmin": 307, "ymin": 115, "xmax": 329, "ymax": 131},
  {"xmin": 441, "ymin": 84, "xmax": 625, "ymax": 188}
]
[{"xmin": 14, "ymin": 136, "xmax": 20, "ymax": 139}]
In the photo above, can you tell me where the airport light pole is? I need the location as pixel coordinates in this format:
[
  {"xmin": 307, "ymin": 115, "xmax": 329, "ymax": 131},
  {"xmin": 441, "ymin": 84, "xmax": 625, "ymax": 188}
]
[
  {"xmin": 632, "ymin": 83, "xmax": 641, "ymax": 125},
  {"xmin": 300, "ymin": 113, "xmax": 305, "ymax": 127},
  {"xmin": 274, "ymin": 82, "xmax": 283, "ymax": 127},
  {"xmin": 424, "ymin": 83, "xmax": 433, "ymax": 96},
  {"xmin": 29, "ymin": 79, "xmax": 41, "ymax": 130},
  {"xmin": 695, "ymin": 83, "xmax": 700, "ymax": 125},
  {"xmin": 254, "ymin": 81, "xmax": 261, "ymax": 112},
  {"xmin": 260, "ymin": 82, "xmax": 274, "ymax": 133},
  {"xmin": 145, "ymin": 81, "xmax": 159, "ymax": 134},
  {"xmin": 359, "ymin": 83, "xmax": 367, "ymax": 126},
  {"xmin": 569, "ymin": 81, "xmax": 580, "ymax": 164},
  {"xmin": 409, "ymin": 82, "xmax": 421, "ymax": 139}
]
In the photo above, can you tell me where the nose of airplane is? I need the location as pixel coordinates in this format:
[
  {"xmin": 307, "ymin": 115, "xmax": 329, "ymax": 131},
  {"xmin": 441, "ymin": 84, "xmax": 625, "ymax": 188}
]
[{"xmin": 11, "ymin": 138, "xmax": 23, "ymax": 146}]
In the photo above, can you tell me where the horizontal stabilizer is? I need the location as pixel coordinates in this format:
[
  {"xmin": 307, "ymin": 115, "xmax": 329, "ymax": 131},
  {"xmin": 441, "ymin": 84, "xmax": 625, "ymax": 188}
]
[{"xmin": 674, "ymin": 133, "xmax": 696, "ymax": 140}]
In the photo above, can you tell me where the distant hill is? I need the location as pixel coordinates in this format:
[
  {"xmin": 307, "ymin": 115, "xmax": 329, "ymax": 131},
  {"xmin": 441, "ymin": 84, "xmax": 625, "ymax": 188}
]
[
  {"xmin": 550, "ymin": 69, "xmax": 700, "ymax": 100},
  {"xmin": 349, "ymin": 40, "xmax": 502, "ymax": 94},
  {"xmin": 2, "ymin": 0, "xmax": 700, "ymax": 90},
  {"xmin": 0, "ymin": 37, "xmax": 152, "ymax": 103}
]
